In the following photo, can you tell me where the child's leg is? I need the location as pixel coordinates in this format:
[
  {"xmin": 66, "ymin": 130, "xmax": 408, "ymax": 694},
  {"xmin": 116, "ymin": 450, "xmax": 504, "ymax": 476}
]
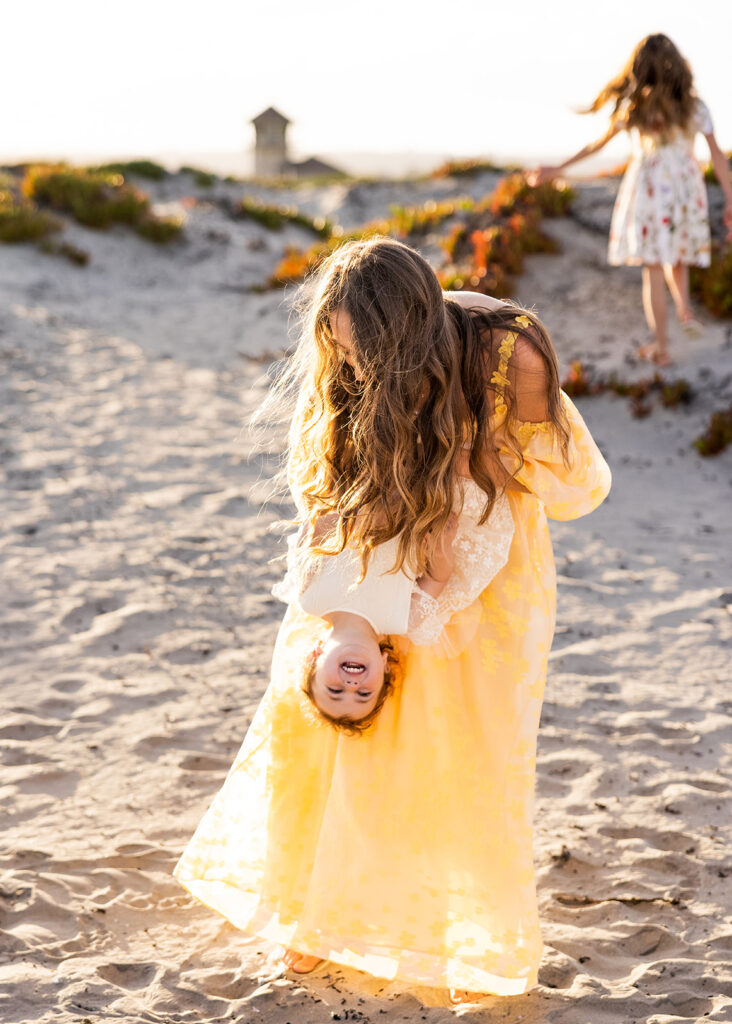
[
  {"xmin": 640, "ymin": 264, "xmax": 671, "ymax": 363},
  {"xmin": 663, "ymin": 262, "xmax": 692, "ymax": 321},
  {"xmin": 664, "ymin": 262, "xmax": 703, "ymax": 337}
]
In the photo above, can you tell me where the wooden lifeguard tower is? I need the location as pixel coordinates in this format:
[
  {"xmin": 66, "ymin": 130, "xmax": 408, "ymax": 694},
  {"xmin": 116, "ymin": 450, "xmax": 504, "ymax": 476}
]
[
  {"xmin": 251, "ymin": 107, "xmax": 290, "ymax": 178},
  {"xmin": 250, "ymin": 106, "xmax": 344, "ymax": 179}
]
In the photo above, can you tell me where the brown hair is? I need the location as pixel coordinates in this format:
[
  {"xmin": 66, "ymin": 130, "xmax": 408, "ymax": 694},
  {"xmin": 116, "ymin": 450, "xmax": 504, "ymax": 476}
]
[
  {"xmin": 587, "ymin": 34, "xmax": 696, "ymax": 135},
  {"xmin": 302, "ymin": 639, "xmax": 397, "ymax": 735},
  {"xmin": 256, "ymin": 236, "xmax": 569, "ymax": 579}
]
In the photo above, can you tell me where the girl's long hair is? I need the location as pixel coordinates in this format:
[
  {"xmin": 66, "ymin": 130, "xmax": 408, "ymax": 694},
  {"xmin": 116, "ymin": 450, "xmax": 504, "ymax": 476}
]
[
  {"xmin": 255, "ymin": 236, "xmax": 568, "ymax": 577},
  {"xmin": 587, "ymin": 33, "xmax": 696, "ymax": 135}
]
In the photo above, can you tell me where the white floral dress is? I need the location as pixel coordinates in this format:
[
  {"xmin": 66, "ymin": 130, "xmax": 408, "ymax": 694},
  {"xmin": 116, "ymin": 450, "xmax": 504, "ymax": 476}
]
[{"xmin": 608, "ymin": 99, "xmax": 714, "ymax": 267}]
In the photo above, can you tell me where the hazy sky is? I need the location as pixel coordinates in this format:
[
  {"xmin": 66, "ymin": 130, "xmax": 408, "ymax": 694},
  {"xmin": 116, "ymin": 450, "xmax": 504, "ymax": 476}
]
[{"xmin": 4, "ymin": 1, "xmax": 730, "ymax": 173}]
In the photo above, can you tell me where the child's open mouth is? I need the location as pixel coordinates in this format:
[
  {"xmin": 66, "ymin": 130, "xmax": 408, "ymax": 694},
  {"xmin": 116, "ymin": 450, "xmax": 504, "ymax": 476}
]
[{"xmin": 341, "ymin": 661, "xmax": 366, "ymax": 675}]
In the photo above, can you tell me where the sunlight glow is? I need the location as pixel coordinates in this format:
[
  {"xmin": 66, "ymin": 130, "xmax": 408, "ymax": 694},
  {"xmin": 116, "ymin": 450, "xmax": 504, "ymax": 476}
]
[{"xmin": 3, "ymin": 0, "xmax": 730, "ymax": 175}]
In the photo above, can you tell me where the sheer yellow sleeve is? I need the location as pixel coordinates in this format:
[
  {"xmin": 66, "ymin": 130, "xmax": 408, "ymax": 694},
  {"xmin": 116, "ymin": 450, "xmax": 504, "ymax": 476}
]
[{"xmin": 494, "ymin": 321, "xmax": 612, "ymax": 521}]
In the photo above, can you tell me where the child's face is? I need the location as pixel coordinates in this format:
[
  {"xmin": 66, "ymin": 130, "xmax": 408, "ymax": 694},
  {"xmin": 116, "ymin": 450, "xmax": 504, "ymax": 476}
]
[{"xmin": 311, "ymin": 633, "xmax": 389, "ymax": 721}]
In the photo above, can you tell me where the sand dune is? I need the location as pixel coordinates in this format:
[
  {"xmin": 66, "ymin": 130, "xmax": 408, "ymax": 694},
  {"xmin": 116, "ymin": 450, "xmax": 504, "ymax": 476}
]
[{"xmin": 1, "ymin": 172, "xmax": 731, "ymax": 1023}]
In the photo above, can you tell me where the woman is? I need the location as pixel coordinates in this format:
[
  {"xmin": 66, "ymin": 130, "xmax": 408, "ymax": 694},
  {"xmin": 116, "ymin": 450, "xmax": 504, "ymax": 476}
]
[{"xmin": 174, "ymin": 237, "xmax": 611, "ymax": 1003}]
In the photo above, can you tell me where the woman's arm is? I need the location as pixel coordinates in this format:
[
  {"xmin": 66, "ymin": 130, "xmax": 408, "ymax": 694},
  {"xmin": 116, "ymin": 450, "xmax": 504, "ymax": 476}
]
[
  {"xmin": 529, "ymin": 123, "xmax": 623, "ymax": 184},
  {"xmin": 704, "ymin": 131, "xmax": 732, "ymax": 240},
  {"xmin": 417, "ymin": 516, "xmax": 457, "ymax": 597},
  {"xmin": 444, "ymin": 290, "xmax": 505, "ymax": 313}
]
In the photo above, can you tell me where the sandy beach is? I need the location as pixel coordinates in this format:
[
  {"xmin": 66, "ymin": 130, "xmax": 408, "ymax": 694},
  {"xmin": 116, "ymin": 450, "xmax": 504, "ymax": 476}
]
[{"xmin": 2, "ymin": 170, "xmax": 731, "ymax": 1023}]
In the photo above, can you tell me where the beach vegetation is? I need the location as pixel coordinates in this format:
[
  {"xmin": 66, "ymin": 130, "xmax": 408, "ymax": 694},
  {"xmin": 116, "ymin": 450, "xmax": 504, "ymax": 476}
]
[
  {"xmin": 561, "ymin": 360, "xmax": 591, "ymax": 397},
  {"xmin": 24, "ymin": 165, "xmax": 150, "ymax": 227},
  {"xmin": 93, "ymin": 159, "xmax": 168, "ymax": 181},
  {"xmin": 430, "ymin": 158, "xmax": 510, "ymax": 179},
  {"xmin": 180, "ymin": 165, "xmax": 217, "ymax": 188},
  {"xmin": 267, "ymin": 198, "xmax": 472, "ymax": 288},
  {"xmin": 38, "ymin": 237, "xmax": 91, "ymax": 265},
  {"xmin": 21, "ymin": 164, "xmax": 183, "ymax": 242},
  {"xmin": 238, "ymin": 197, "xmax": 332, "ymax": 237},
  {"xmin": 690, "ymin": 246, "xmax": 732, "ymax": 317},
  {"xmin": 437, "ymin": 179, "xmax": 569, "ymax": 297},
  {"xmin": 387, "ymin": 197, "xmax": 473, "ymax": 236},
  {"xmin": 135, "ymin": 213, "xmax": 185, "ymax": 243},
  {"xmin": 561, "ymin": 361, "xmax": 694, "ymax": 418},
  {"xmin": 0, "ymin": 188, "xmax": 62, "ymax": 242},
  {"xmin": 694, "ymin": 403, "xmax": 732, "ymax": 455},
  {"xmin": 267, "ymin": 176, "xmax": 572, "ymax": 295},
  {"xmin": 484, "ymin": 173, "xmax": 574, "ymax": 218},
  {"xmin": 0, "ymin": 170, "xmax": 19, "ymax": 190}
]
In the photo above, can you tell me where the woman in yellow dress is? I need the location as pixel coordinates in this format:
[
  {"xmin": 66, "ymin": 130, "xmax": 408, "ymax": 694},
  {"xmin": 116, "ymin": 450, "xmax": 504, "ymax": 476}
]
[{"xmin": 174, "ymin": 237, "xmax": 611, "ymax": 1003}]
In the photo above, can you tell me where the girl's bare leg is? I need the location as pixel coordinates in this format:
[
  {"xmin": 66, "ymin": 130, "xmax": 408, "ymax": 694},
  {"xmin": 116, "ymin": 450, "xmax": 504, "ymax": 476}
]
[
  {"xmin": 640, "ymin": 264, "xmax": 672, "ymax": 365},
  {"xmin": 663, "ymin": 262, "xmax": 692, "ymax": 321},
  {"xmin": 664, "ymin": 262, "xmax": 703, "ymax": 337}
]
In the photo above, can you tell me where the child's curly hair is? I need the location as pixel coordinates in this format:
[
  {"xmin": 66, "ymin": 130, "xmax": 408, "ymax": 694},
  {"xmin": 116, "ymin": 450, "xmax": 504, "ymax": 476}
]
[{"xmin": 302, "ymin": 639, "xmax": 398, "ymax": 735}]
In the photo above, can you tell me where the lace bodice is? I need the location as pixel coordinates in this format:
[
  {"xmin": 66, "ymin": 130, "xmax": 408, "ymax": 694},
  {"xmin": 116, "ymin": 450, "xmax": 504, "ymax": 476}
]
[
  {"xmin": 407, "ymin": 484, "xmax": 514, "ymax": 645},
  {"xmin": 272, "ymin": 484, "xmax": 514, "ymax": 648}
]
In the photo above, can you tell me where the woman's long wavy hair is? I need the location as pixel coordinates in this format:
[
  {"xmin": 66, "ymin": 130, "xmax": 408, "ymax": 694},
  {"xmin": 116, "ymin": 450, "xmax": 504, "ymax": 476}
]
[
  {"xmin": 256, "ymin": 236, "xmax": 568, "ymax": 577},
  {"xmin": 586, "ymin": 34, "xmax": 696, "ymax": 135}
]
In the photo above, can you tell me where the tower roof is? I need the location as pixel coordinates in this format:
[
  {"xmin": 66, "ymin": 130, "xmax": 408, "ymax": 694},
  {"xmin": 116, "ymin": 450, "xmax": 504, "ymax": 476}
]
[{"xmin": 251, "ymin": 106, "xmax": 290, "ymax": 127}]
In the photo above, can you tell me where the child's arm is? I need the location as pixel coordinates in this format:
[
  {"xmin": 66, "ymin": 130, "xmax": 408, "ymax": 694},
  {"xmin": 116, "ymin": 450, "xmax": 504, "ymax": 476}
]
[
  {"xmin": 529, "ymin": 122, "xmax": 622, "ymax": 184},
  {"xmin": 417, "ymin": 516, "xmax": 457, "ymax": 598},
  {"xmin": 704, "ymin": 131, "xmax": 732, "ymax": 240},
  {"xmin": 272, "ymin": 512, "xmax": 339, "ymax": 605}
]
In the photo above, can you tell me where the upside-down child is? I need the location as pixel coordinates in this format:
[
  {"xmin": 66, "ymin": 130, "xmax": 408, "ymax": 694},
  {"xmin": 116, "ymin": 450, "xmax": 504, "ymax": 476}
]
[{"xmin": 273, "ymin": 482, "xmax": 515, "ymax": 732}]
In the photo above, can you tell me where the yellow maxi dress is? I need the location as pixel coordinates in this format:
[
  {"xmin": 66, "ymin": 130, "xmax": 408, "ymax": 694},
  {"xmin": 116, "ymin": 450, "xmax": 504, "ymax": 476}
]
[{"xmin": 174, "ymin": 337, "xmax": 612, "ymax": 996}]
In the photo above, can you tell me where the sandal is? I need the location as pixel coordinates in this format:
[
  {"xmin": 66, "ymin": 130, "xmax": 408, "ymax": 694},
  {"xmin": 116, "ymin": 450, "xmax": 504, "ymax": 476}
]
[
  {"xmin": 680, "ymin": 316, "xmax": 704, "ymax": 338},
  {"xmin": 637, "ymin": 343, "xmax": 673, "ymax": 367}
]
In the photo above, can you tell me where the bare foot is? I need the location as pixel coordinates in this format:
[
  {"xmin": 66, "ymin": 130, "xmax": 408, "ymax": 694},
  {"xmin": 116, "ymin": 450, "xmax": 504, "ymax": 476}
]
[
  {"xmin": 449, "ymin": 989, "xmax": 487, "ymax": 1004},
  {"xmin": 637, "ymin": 343, "xmax": 658, "ymax": 363},
  {"xmin": 282, "ymin": 948, "xmax": 324, "ymax": 974},
  {"xmin": 637, "ymin": 343, "xmax": 673, "ymax": 367},
  {"xmin": 652, "ymin": 350, "xmax": 673, "ymax": 367}
]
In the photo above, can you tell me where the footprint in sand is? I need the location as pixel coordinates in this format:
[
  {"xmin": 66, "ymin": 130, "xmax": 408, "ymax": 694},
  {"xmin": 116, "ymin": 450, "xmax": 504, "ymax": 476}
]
[
  {"xmin": 179, "ymin": 754, "xmax": 233, "ymax": 772},
  {"xmin": 59, "ymin": 595, "xmax": 126, "ymax": 634},
  {"xmin": 96, "ymin": 961, "xmax": 160, "ymax": 990},
  {"xmin": 0, "ymin": 717, "xmax": 63, "ymax": 741},
  {"xmin": 49, "ymin": 677, "xmax": 87, "ymax": 694}
]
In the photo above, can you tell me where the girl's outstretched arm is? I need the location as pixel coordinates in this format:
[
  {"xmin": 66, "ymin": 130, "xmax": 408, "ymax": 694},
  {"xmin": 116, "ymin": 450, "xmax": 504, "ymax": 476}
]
[
  {"xmin": 704, "ymin": 130, "xmax": 732, "ymax": 240},
  {"xmin": 529, "ymin": 122, "xmax": 622, "ymax": 184}
]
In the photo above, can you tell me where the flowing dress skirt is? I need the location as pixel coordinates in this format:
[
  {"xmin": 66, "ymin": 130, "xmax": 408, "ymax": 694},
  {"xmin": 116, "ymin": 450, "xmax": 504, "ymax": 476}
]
[{"xmin": 174, "ymin": 392, "xmax": 611, "ymax": 995}]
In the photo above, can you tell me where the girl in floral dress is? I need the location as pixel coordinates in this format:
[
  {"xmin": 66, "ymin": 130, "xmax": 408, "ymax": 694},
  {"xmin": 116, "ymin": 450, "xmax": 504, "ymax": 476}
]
[
  {"xmin": 174, "ymin": 238, "xmax": 611, "ymax": 1005},
  {"xmin": 534, "ymin": 33, "xmax": 732, "ymax": 366}
]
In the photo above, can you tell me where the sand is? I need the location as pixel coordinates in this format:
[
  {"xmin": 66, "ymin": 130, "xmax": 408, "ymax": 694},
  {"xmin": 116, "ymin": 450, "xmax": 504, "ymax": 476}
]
[{"xmin": 1, "ymin": 170, "xmax": 731, "ymax": 1023}]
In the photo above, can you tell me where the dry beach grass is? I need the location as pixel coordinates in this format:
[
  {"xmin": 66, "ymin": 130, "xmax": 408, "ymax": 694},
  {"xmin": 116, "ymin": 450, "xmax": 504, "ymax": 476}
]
[{"xmin": 1, "ymin": 168, "xmax": 731, "ymax": 1023}]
